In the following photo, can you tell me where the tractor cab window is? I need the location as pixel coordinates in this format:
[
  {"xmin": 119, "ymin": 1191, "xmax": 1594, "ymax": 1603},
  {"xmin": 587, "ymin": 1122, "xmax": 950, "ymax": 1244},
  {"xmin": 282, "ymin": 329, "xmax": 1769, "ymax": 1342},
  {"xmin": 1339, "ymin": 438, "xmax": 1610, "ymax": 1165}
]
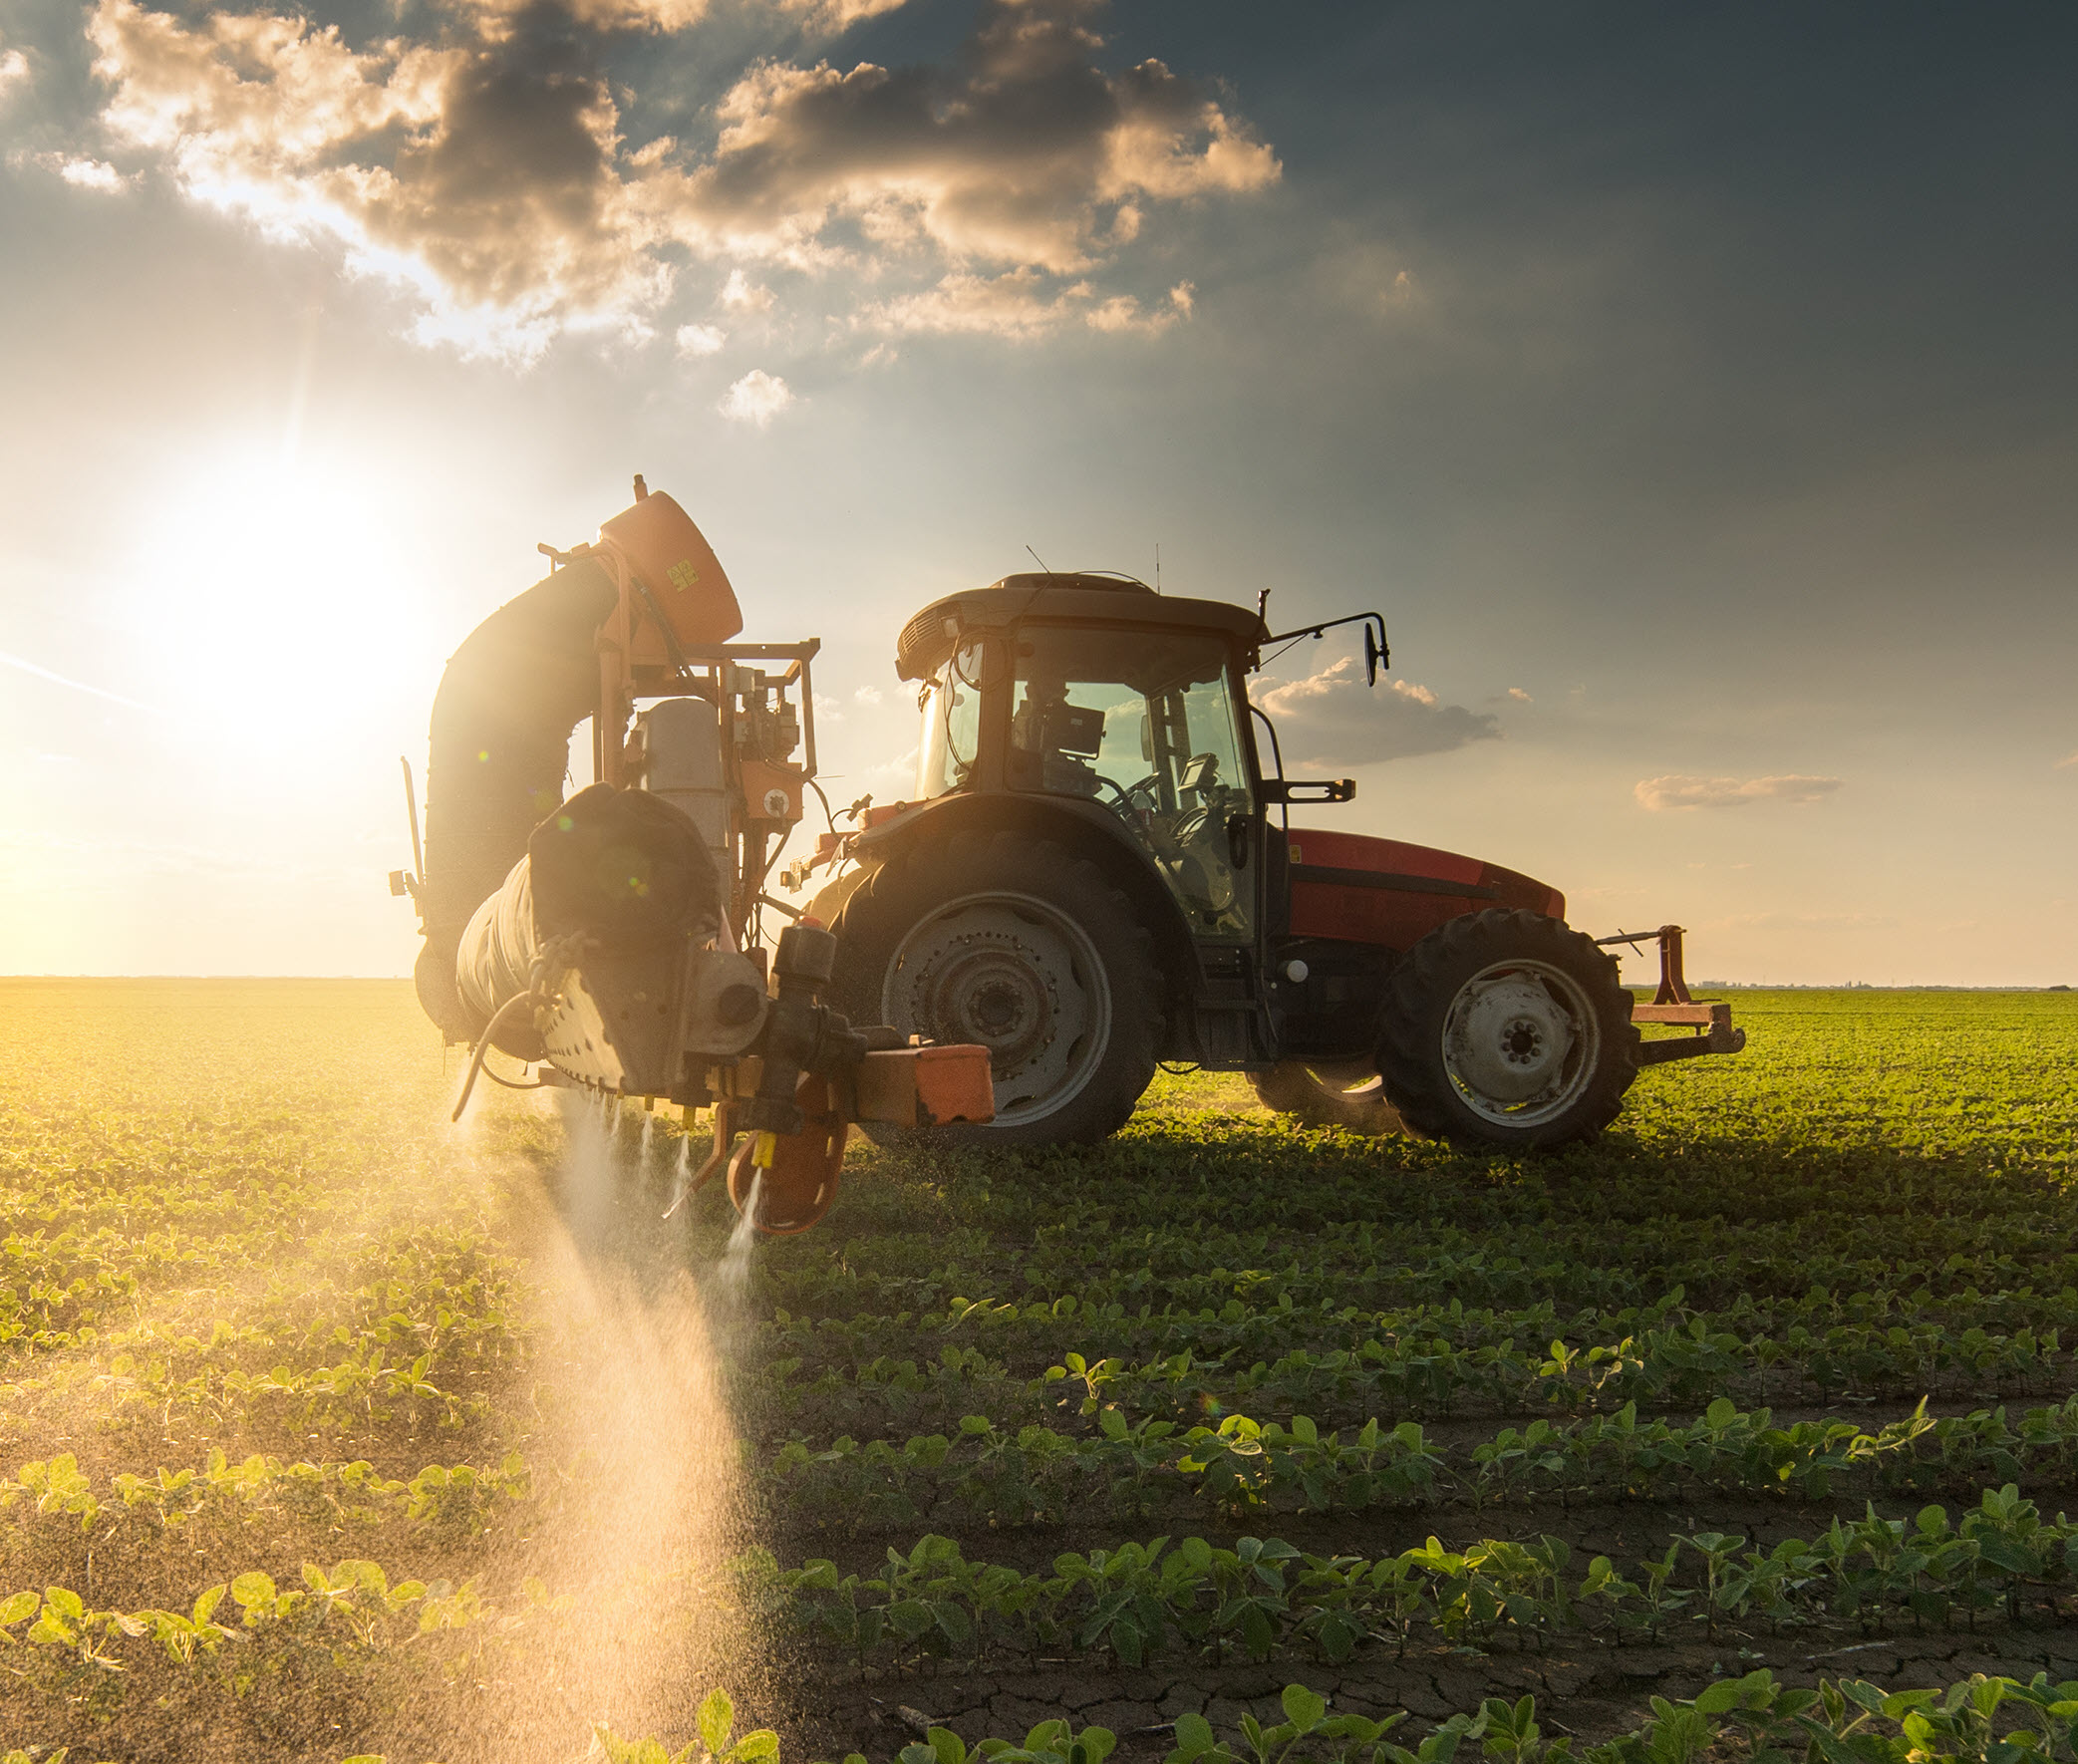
[
  {"xmin": 916, "ymin": 641, "xmax": 987, "ymax": 800},
  {"xmin": 1009, "ymin": 627, "xmax": 1256, "ymax": 938}
]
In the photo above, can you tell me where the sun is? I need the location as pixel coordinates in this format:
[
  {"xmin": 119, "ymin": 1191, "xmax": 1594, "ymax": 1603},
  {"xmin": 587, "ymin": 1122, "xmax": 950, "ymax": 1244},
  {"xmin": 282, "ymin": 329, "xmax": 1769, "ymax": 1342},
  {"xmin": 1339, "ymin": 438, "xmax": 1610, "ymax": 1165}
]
[{"xmin": 123, "ymin": 440, "xmax": 426, "ymax": 751}]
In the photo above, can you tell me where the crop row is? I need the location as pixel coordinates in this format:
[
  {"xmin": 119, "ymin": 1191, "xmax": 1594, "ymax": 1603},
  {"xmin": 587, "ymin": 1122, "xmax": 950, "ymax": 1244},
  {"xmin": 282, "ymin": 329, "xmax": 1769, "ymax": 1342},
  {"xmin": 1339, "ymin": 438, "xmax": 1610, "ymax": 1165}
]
[
  {"xmin": 597, "ymin": 1668, "xmax": 2078, "ymax": 1764},
  {"xmin": 764, "ymin": 1281, "xmax": 2078, "ymax": 1375},
  {"xmin": 756, "ymin": 1483, "xmax": 2076, "ymax": 1674},
  {"xmin": 0, "ymin": 1227, "xmax": 526, "ymax": 1361},
  {"xmin": 1, "ymin": 1344, "xmax": 499, "ymax": 1439},
  {"xmin": 761, "ymin": 1392, "xmax": 2078, "ymax": 1529},
  {"xmin": 763, "ymin": 1195, "xmax": 2078, "ymax": 1298},
  {"xmin": 3, "ymin": 1446, "xmax": 528, "ymax": 1542},
  {"xmin": 747, "ymin": 1313, "xmax": 2068, "ymax": 1442},
  {"xmin": 755, "ymin": 1225, "xmax": 2078, "ymax": 1327},
  {"xmin": 0, "ymin": 1554, "xmax": 509, "ymax": 1688}
]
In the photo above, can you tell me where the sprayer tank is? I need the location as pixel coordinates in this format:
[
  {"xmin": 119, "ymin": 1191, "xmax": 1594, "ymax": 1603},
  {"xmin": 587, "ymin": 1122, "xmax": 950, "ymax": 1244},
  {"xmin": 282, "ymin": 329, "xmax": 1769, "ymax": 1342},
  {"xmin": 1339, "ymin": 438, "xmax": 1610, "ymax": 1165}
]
[{"xmin": 639, "ymin": 697, "xmax": 732, "ymax": 883}]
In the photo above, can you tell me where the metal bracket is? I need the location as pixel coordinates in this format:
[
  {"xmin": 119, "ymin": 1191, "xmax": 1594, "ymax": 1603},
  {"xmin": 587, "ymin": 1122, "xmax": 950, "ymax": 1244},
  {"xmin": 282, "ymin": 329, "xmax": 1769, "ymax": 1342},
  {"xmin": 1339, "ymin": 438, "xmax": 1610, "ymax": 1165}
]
[
  {"xmin": 1598, "ymin": 924, "xmax": 1746, "ymax": 1063},
  {"xmin": 1262, "ymin": 778, "xmax": 1356, "ymax": 804}
]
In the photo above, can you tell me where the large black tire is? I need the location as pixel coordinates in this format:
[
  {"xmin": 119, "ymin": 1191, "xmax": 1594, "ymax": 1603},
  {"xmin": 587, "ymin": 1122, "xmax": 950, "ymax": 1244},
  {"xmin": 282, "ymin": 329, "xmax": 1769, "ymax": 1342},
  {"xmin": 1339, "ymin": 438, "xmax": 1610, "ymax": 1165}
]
[
  {"xmin": 829, "ymin": 829, "xmax": 1163, "ymax": 1145},
  {"xmin": 1249, "ymin": 1061, "xmax": 1405, "ymax": 1137},
  {"xmin": 1375, "ymin": 909, "xmax": 1637, "ymax": 1151}
]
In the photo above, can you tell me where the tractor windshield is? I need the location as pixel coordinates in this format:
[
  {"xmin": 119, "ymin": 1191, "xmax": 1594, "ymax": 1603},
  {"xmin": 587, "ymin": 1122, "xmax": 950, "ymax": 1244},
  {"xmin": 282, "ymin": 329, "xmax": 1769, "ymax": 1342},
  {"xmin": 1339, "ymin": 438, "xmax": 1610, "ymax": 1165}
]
[
  {"xmin": 1008, "ymin": 625, "xmax": 1256, "ymax": 938},
  {"xmin": 915, "ymin": 640, "xmax": 987, "ymax": 800}
]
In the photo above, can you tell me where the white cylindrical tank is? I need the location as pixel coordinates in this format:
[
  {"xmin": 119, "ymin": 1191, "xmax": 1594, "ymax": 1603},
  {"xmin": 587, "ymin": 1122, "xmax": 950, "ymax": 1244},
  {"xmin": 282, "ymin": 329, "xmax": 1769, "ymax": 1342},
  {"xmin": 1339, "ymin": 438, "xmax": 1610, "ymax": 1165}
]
[{"xmin": 639, "ymin": 697, "xmax": 731, "ymax": 883}]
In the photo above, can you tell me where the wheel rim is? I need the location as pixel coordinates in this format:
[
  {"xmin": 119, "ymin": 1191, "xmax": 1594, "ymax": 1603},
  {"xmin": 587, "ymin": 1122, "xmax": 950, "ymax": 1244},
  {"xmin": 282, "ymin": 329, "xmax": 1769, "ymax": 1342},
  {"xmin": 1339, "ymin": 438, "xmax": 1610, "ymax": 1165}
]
[
  {"xmin": 881, "ymin": 891, "xmax": 1111, "ymax": 1127},
  {"xmin": 1439, "ymin": 959, "xmax": 1601, "ymax": 1128}
]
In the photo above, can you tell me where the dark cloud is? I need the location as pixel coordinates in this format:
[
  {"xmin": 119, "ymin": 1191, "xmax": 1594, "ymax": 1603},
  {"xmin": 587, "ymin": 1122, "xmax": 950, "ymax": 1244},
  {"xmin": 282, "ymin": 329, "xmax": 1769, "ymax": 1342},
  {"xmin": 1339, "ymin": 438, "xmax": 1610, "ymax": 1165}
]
[
  {"xmin": 1253, "ymin": 658, "xmax": 1500, "ymax": 767},
  {"xmin": 78, "ymin": 0, "xmax": 1276, "ymax": 357},
  {"xmin": 668, "ymin": 0, "xmax": 1274, "ymax": 273}
]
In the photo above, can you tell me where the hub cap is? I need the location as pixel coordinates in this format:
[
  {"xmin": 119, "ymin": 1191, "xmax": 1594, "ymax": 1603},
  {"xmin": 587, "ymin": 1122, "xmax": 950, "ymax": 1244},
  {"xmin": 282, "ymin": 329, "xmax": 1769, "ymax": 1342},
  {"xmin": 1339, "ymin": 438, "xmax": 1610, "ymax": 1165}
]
[
  {"xmin": 881, "ymin": 892, "xmax": 1110, "ymax": 1127},
  {"xmin": 1440, "ymin": 960, "xmax": 1601, "ymax": 1128}
]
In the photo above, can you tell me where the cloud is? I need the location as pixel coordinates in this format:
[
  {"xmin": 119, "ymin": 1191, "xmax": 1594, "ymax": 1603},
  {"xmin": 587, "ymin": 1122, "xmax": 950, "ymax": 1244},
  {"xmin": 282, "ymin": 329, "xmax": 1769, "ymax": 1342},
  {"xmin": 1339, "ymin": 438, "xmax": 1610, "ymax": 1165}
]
[
  {"xmin": 674, "ymin": 320, "xmax": 725, "ymax": 357},
  {"xmin": 719, "ymin": 368, "xmax": 793, "ymax": 424},
  {"xmin": 853, "ymin": 684, "xmax": 883, "ymax": 706},
  {"xmin": 865, "ymin": 741, "xmax": 919, "ymax": 782},
  {"xmin": 1633, "ymin": 773, "xmax": 1844, "ymax": 810},
  {"xmin": 774, "ymin": 0, "xmax": 912, "ymax": 34},
  {"xmin": 2056, "ymin": 751, "xmax": 2078, "ymax": 770},
  {"xmin": 458, "ymin": 0, "xmax": 713, "ymax": 29},
  {"xmin": 719, "ymin": 268, "xmax": 773, "ymax": 311},
  {"xmin": 1253, "ymin": 657, "xmax": 1499, "ymax": 766},
  {"xmin": 77, "ymin": 0, "xmax": 1275, "ymax": 361},
  {"xmin": 1507, "ymin": 686, "xmax": 1532, "ymax": 703},
  {"xmin": 0, "ymin": 45, "xmax": 28, "ymax": 99},
  {"xmin": 23, "ymin": 153, "xmax": 137, "ymax": 191},
  {"xmin": 85, "ymin": 0, "xmax": 662, "ymax": 359},
  {"xmin": 855, "ymin": 267, "xmax": 1194, "ymax": 339},
  {"xmin": 669, "ymin": 5, "xmax": 1277, "ymax": 276}
]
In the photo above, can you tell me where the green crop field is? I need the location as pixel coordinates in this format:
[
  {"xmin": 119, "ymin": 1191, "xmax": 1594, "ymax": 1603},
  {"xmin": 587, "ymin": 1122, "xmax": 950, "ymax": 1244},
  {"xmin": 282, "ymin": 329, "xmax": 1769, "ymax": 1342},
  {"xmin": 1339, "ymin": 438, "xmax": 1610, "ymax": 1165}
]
[{"xmin": 4, "ymin": 981, "xmax": 2078, "ymax": 1764}]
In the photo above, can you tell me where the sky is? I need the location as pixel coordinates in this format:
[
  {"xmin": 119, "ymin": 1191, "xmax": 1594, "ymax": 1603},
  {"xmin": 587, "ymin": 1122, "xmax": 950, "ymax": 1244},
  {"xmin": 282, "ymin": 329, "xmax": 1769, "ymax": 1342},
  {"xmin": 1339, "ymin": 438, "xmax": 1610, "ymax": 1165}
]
[{"xmin": 0, "ymin": 0, "xmax": 2072, "ymax": 984}]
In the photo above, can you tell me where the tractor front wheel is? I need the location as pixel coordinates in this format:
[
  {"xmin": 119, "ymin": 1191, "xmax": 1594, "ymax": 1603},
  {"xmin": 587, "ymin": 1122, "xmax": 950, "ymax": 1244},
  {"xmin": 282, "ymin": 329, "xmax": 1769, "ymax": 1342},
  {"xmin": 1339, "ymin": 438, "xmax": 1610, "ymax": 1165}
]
[
  {"xmin": 1375, "ymin": 909, "xmax": 1637, "ymax": 1151},
  {"xmin": 830, "ymin": 830, "xmax": 1162, "ymax": 1145}
]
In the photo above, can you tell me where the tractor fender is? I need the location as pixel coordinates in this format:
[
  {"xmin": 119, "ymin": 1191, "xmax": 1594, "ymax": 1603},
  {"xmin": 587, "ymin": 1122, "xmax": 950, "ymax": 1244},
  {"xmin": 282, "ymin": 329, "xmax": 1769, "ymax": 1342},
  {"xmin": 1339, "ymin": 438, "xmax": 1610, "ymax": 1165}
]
[
  {"xmin": 828, "ymin": 791, "xmax": 1200, "ymax": 1019},
  {"xmin": 800, "ymin": 863, "xmax": 870, "ymax": 929}
]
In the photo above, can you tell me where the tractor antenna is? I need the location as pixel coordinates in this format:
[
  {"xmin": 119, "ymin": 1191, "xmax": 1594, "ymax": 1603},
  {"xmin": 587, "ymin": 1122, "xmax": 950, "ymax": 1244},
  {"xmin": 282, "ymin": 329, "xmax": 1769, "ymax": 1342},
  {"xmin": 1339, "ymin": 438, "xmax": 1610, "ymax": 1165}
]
[
  {"xmin": 1026, "ymin": 544, "xmax": 1052, "ymax": 573},
  {"xmin": 1155, "ymin": 543, "xmax": 1161, "ymax": 591},
  {"xmin": 633, "ymin": 473, "xmax": 649, "ymax": 500}
]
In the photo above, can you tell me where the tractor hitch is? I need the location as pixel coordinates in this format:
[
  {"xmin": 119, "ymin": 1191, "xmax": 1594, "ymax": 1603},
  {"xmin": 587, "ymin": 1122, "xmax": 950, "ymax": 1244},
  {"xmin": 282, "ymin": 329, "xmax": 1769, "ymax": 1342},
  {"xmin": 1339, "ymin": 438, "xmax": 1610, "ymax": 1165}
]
[{"xmin": 1596, "ymin": 924, "xmax": 1746, "ymax": 1066}]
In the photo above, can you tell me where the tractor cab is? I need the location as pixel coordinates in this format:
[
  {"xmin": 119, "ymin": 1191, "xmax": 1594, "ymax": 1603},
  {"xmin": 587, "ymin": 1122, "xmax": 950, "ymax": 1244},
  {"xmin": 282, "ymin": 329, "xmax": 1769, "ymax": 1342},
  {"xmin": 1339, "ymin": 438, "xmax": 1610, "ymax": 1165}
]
[{"xmin": 907, "ymin": 574, "xmax": 1266, "ymax": 942}]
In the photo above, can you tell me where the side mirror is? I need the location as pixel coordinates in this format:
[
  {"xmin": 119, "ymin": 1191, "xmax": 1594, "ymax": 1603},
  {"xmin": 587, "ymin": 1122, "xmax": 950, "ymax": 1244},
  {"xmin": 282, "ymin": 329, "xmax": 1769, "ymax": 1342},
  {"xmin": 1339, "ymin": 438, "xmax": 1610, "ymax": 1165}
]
[{"xmin": 1261, "ymin": 778, "xmax": 1355, "ymax": 804}]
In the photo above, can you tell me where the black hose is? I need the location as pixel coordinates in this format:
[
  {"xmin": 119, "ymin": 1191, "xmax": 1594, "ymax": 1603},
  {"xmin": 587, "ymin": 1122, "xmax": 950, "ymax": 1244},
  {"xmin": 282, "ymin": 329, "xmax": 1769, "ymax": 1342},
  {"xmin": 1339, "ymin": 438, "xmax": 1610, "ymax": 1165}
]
[
  {"xmin": 480, "ymin": 1061, "xmax": 548, "ymax": 1091},
  {"xmin": 449, "ymin": 995, "xmax": 539, "ymax": 1122}
]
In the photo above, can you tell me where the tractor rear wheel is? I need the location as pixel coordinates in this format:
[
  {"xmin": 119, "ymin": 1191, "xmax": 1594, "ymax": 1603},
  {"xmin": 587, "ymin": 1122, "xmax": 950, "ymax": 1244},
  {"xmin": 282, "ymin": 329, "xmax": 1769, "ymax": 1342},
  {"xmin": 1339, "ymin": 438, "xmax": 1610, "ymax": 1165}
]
[
  {"xmin": 829, "ymin": 829, "xmax": 1162, "ymax": 1145},
  {"xmin": 1375, "ymin": 908, "xmax": 1637, "ymax": 1151},
  {"xmin": 1250, "ymin": 1061, "xmax": 1404, "ymax": 1136}
]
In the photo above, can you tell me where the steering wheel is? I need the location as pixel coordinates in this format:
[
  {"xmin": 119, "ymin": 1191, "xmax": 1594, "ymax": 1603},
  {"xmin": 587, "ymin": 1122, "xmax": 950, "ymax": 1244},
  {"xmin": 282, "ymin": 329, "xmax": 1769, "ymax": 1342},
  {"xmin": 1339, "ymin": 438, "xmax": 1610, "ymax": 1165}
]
[{"xmin": 1096, "ymin": 772, "xmax": 1163, "ymax": 811}]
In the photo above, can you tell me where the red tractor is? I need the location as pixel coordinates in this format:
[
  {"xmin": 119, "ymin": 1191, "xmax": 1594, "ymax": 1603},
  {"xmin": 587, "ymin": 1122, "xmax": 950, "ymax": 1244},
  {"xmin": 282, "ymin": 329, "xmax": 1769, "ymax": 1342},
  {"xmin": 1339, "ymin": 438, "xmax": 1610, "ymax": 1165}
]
[
  {"xmin": 797, "ymin": 571, "xmax": 1743, "ymax": 1151},
  {"xmin": 400, "ymin": 487, "xmax": 1741, "ymax": 1236}
]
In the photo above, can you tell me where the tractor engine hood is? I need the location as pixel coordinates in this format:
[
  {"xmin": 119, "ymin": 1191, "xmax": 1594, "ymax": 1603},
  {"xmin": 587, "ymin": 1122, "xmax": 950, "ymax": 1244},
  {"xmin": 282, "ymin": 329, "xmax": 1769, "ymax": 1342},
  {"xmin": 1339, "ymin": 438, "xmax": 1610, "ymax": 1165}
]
[{"xmin": 1283, "ymin": 827, "xmax": 1566, "ymax": 951}]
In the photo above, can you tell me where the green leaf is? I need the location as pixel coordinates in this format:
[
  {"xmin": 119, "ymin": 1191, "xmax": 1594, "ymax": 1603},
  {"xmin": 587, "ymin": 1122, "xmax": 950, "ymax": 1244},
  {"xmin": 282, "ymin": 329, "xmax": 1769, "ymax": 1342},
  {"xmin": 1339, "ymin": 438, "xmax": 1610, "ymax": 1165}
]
[
  {"xmin": 45, "ymin": 1587, "xmax": 84, "ymax": 1621},
  {"xmin": 1168, "ymin": 1713, "xmax": 1216, "ymax": 1762},
  {"xmin": 230, "ymin": 1572, "xmax": 276, "ymax": 1610},
  {"xmin": 1281, "ymin": 1685, "xmax": 1327, "ymax": 1731},
  {"xmin": 928, "ymin": 1727, "xmax": 968, "ymax": 1764},
  {"xmin": 726, "ymin": 1730, "xmax": 780, "ymax": 1764},
  {"xmin": 0, "ymin": 1592, "xmax": 38, "ymax": 1625},
  {"xmin": 700, "ymin": 1688, "xmax": 736, "ymax": 1756}
]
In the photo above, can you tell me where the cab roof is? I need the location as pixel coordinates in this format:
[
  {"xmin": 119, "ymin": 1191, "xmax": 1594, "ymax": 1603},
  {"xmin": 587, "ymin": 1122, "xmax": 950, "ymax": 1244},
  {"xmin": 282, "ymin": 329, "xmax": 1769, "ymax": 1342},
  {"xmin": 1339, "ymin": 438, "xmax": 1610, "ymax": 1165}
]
[{"xmin": 896, "ymin": 572, "xmax": 1271, "ymax": 682}]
